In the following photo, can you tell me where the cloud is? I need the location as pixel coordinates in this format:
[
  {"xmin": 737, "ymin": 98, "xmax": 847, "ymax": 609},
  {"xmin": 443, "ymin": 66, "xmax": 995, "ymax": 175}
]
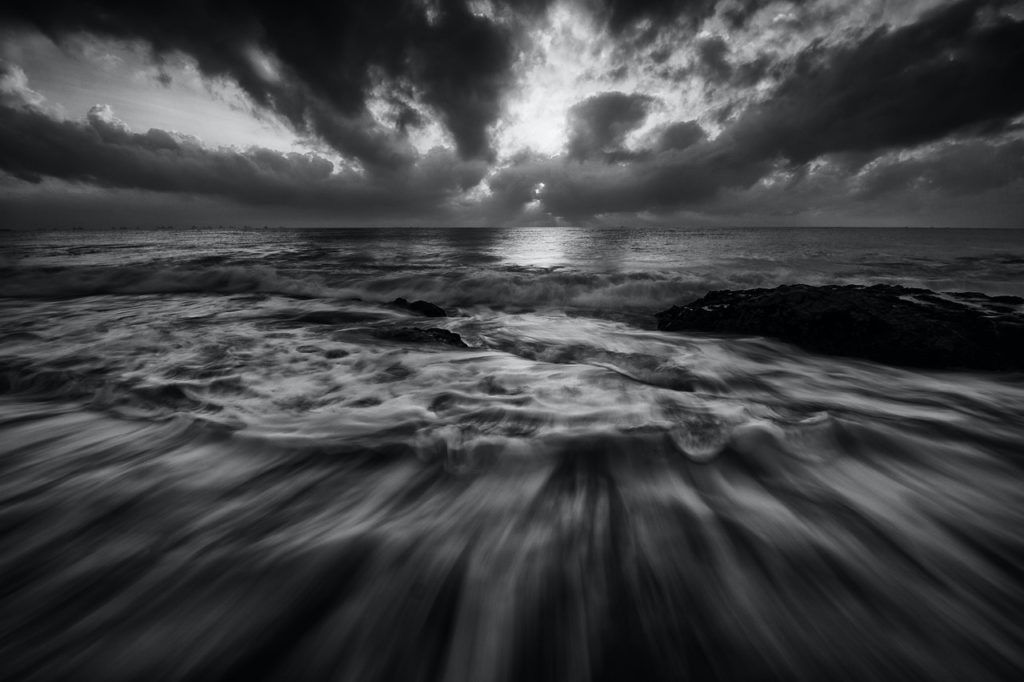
[
  {"xmin": 694, "ymin": 35, "xmax": 732, "ymax": 83},
  {"xmin": 594, "ymin": 0, "xmax": 718, "ymax": 33},
  {"xmin": 725, "ymin": 0, "xmax": 1024, "ymax": 164},
  {"xmin": 655, "ymin": 121, "xmax": 707, "ymax": 151},
  {"xmin": 566, "ymin": 91, "xmax": 655, "ymax": 160},
  {"xmin": 85, "ymin": 103, "xmax": 131, "ymax": 139},
  {"xmin": 0, "ymin": 0, "xmax": 536, "ymax": 169},
  {"xmin": 485, "ymin": 136, "xmax": 767, "ymax": 221},
  {"xmin": 488, "ymin": 0, "xmax": 1024, "ymax": 222},
  {"xmin": 0, "ymin": 59, "xmax": 47, "ymax": 109},
  {"xmin": 0, "ymin": 90, "xmax": 485, "ymax": 219},
  {"xmin": 411, "ymin": 1, "xmax": 518, "ymax": 161},
  {"xmin": 2, "ymin": 1, "xmax": 1024, "ymax": 227},
  {"xmin": 0, "ymin": 1, "xmax": 813, "ymax": 169},
  {"xmin": 855, "ymin": 139, "xmax": 1024, "ymax": 199}
]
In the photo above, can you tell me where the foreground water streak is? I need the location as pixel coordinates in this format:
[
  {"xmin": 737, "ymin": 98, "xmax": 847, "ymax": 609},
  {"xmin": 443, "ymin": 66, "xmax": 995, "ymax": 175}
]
[{"xmin": 1, "ymin": 228, "xmax": 1023, "ymax": 681}]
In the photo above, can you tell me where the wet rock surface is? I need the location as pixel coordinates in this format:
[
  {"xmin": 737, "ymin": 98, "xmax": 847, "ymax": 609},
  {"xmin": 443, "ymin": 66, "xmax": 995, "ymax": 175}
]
[
  {"xmin": 393, "ymin": 297, "xmax": 447, "ymax": 317},
  {"xmin": 656, "ymin": 284, "xmax": 1024, "ymax": 370},
  {"xmin": 376, "ymin": 327, "xmax": 468, "ymax": 348}
]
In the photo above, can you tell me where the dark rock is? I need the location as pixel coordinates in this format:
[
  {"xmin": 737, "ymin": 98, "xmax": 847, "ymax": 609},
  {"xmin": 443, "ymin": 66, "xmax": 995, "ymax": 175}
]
[
  {"xmin": 378, "ymin": 362, "xmax": 413, "ymax": 381},
  {"xmin": 376, "ymin": 327, "xmax": 468, "ymax": 348},
  {"xmin": 392, "ymin": 297, "xmax": 447, "ymax": 317},
  {"xmin": 656, "ymin": 284, "xmax": 1024, "ymax": 371}
]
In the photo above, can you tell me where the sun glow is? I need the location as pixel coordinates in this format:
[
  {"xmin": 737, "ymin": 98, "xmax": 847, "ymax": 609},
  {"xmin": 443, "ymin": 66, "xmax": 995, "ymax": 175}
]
[
  {"xmin": 494, "ymin": 1, "xmax": 710, "ymax": 161},
  {"xmin": 495, "ymin": 2, "xmax": 612, "ymax": 158}
]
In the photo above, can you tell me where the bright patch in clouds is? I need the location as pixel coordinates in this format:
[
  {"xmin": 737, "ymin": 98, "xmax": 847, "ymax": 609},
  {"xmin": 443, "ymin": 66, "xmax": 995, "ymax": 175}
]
[
  {"xmin": 1, "ymin": 29, "xmax": 303, "ymax": 154},
  {"xmin": 1, "ymin": 0, "xmax": 1023, "ymax": 227},
  {"xmin": 495, "ymin": 1, "xmax": 715, "ymax": 158},
  {"xmin": 498, "ymin": 2, "xmax": 601, "ymax": 156},
  {"xmin": 496, "ymin": 3, "xmax": 692, "ymax": 157}
]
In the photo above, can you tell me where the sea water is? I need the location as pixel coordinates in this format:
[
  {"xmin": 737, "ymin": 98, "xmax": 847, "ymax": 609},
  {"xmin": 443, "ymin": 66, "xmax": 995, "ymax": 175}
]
[{"xmin": 1, "ymin": 227, "xmax": 1022, "ymax": 681}]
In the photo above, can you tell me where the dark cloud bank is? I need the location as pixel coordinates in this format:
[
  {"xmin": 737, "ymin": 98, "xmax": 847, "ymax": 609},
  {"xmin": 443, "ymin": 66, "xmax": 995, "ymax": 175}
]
[{"xmin": 1, "ymin": 0, "xmax": 1023, "ymax": 227}]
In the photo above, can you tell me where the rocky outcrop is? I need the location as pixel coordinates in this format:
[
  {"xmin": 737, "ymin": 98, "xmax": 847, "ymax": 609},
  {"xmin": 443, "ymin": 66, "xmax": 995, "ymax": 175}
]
[
  {"xmin": 393, "ymin": 297, "xmax": 447, "ymax": 317},
  {"xmin": 656, "ymin": 284, "xmax": 1024, "ymax": 371},
  {"xmin": 376, "ymin": 327, "xmax": 468, "ymax": 348}
]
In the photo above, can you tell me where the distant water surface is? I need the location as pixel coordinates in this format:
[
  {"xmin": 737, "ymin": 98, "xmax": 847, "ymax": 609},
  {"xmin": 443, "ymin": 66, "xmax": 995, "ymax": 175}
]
[{"xmin": 1, "ymin": 227, "xmax": 1022, "ymax": 681}]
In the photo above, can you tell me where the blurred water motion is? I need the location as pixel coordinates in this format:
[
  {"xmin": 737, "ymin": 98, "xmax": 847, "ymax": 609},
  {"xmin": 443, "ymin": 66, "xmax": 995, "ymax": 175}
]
[{"xmin": 1, "ymin": 227, "xmax": 1023, "ymax": 681}]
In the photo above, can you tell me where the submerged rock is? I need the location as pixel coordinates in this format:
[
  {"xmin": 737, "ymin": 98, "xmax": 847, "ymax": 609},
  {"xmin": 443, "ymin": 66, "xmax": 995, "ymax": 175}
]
[
  {"xmin": 376, "ymin": 327, "xmax": 468, "ymax": 348},
  {"xmin": 393, "ymin": 297, "xmax": 447, "ymax": 317},
  {"xmin": 656, "ymin": 284, "xmax": 1024, "ymax": 371}
]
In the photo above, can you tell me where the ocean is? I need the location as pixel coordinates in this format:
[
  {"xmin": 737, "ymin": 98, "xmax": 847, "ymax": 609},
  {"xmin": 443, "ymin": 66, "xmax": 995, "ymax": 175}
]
[{"xmin": 1, "ymin": 226, "xmax": 1023, "ymax": 681}]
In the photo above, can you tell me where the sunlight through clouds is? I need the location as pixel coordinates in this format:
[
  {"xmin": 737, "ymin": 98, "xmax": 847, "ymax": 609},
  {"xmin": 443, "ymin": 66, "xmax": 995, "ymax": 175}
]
[{"xmin": 1, "ymin": 0, "xmax": 1022, "ymax": 227}]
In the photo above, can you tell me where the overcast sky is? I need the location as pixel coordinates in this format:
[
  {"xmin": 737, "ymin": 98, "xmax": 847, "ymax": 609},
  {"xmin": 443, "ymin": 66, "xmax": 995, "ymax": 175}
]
[{"xmin": 1, "ymin": 0, "xmax": 1022, "ymax": 228}]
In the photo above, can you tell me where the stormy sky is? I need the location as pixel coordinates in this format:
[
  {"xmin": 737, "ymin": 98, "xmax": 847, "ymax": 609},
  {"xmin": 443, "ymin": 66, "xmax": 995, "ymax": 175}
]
[{"xmin": 1, "ymin": 0, "xmax": 1022, "ymax": 227}]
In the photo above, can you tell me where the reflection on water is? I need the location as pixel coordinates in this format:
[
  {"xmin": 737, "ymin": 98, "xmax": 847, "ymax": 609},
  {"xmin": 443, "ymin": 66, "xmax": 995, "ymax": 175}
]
[
  {"xmin": 495, "ymin": 227, "xmax": 574, "ymax": 268},
  {"xmin": 1, "ymin": 228, "xmax": 1023, "ymax": 681}
]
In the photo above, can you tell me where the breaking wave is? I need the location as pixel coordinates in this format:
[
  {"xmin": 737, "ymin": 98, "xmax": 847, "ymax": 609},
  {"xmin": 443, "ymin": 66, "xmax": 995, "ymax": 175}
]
[
  {"xmin": 4, "ymin": 260, "xmax": 1023, "ymax": 319},
  {"xmin": 2, "ymin": 227, "xmax": 1023, "ymax": 681},
  {"xmin": 3, "ymin": 349, "xmax": 1024, "ymax": 680},
  {"xmin": 0, "ymin": 264, "xmax": 333, "ymax": 300}
]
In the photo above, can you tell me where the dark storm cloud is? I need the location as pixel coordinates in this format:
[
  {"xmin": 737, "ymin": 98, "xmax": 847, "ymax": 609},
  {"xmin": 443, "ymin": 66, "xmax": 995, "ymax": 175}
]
[
  {"xmin": 726, "ymin": 0, "xmax": 1024, "ymax": 164},
  {"xmin": 392, "ymin": 102, "xmax": 426, "ymax": 136},
  {"xmin": 490, "ymin": 0, "xmax": 1024, "ymax": 221},
  {"xmin": 655, "ymin": 121, "xmax": 707, "ymax": 151},
  {"xmin": 694, "ymin": 36, "xmax": 732, "ymax": 83},
  {"xmin": 0, "ymin": 0, "xmax": 529, "ymax": 166},
  {"xmin": 0, "ymin": 0, "xmax": 800, "ymax": 172},
  {"xmin": 592, "ymin": 0, "xmax": 715, "ymax": 33},
  {"xmin": 2, "ymin": 0, "xmax": 1024, "ymax": 226},
  {"xmin": 719, "ymin": 0, "xmax": 767, "ymax": 29},
  {"xmin": 566, "ymin": 92, "xmax": 655, "ymax": 160},
  {"xmin": 716, "ymin": 0, "xmax": 815, "ymax": 29},
  {"xmin": 856, "ymin": 139, "xmax": 1024, "ymax": 199},
  {"xmin": 731, "ymin": 54, "xmax": 772, "ymax": 87},
  {"xmin": 593, "ymin": 0, "xmax": 810, "ymax": 34},
  {"xmin": 412, "ymin": 1, "xmax": 518, "ymax": 161},
  {"xmin": 486, "ymin": 135, "xmax": 769, "ymax": 220},
  {"xmin": 0, "ymin": 81, "xmax": 484, "ymax": 218}
]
